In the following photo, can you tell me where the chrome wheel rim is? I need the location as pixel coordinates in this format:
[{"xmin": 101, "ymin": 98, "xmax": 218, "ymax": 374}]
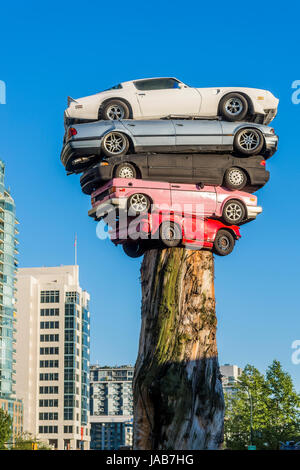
[
  {"xmin": 129, "ymin": 194, "xmax": 148, "ymax": 212},
  {"xmin": 103, "ymin": 133, "xmax": 126, "ymax": 155},
  {"xmin": 228, "ymin": 169, "xmax": 245, "ymax": 186},
  {"xmin": 225, "ymin": 97, "xmax": 243, "ymax": 116},
  {"xmin": 107, "ymin": 104, "xmax": 125, "ymax": 120},
  {"xmin": 238, "ymin": 129, "xmax": 260, "ymax": 151},
  {"xmin": 217, "ymin": 235, "xmax": 230, "ymax": 251},
  {"xmin": 118, "ymin": 166, "xmax": 134, "ymax": 178},
  {"xmin": 225, "ymin": 203, "xmax": 243, "ymax": 222},
  {"xmin": 163, "ymin": 225, "xmax": 176, "ymax": 241}
]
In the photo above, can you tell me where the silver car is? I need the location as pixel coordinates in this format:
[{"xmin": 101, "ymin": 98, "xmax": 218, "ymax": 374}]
[{"xmin": 61, "ymin": 118, "xmax": 278, "ymax": 172}]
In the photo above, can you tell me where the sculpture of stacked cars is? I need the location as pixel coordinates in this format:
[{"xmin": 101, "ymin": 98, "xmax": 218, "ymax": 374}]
[{"xmin": 61, "ymin": 77, "xmax": 279, "ymax": 257}]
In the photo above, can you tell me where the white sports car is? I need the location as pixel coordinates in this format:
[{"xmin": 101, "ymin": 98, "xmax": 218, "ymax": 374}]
[{"xmin": 64, "ymin": 77, "xmax": 279, "ymax": 125}]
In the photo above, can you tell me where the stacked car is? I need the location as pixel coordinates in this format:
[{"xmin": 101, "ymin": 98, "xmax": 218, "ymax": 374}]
[{"xmin": 61, "ymin": 77, "xmax": 279, "ymax": 257}]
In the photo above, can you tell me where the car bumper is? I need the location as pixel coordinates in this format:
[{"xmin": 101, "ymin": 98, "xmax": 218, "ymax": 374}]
[
  {"xmin": 60, "ymin": 141, "xmax": 100, "ymax": 173},
  {"xmin": 80, "ymin": 164, "xmax": 112, "ymax": 195},
  {"xmin": 246, "ymin": 205, "xmax": 263, "ymax": 219},
  {"xmin": 88, "ymin": 198, "xmax": 127, "ymax": 220},
  {"xmin": 264, "ymin": 135, "xmax": 278, "ymax": 158}
]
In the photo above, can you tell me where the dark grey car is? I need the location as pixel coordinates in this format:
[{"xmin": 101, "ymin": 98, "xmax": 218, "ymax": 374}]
[{"xmin": 80, "ymin": 153, "xmax": 269, "ymax": 195}]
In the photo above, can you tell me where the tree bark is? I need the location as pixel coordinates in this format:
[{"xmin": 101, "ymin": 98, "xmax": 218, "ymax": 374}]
[{"xmin": 133, "ymin": 247, "xmax": 224, "ymax": 450}]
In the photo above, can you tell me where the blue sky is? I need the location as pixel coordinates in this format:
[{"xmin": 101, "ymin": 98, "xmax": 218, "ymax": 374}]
[{"xmin": 1, "ymin": 1, "xmax": 300, "ymax": 388}]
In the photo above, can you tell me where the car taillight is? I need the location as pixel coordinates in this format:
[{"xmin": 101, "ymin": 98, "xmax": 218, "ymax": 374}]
[
  {"xmin": 260, "ymin": 160, "xmax": 266, "ymax": 166},
  {"xmin": 68, "ymin": 127, "xmax": 77, "ymax": 138},
  {"xmin": 269, "ymin": 128, "xmax": 275, "ymax": 134}
]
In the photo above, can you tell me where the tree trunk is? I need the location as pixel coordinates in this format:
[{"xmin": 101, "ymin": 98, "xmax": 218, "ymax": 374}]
[{"xmin": 133, "ymin": 247, "xmax": 224, "ymax": 450}]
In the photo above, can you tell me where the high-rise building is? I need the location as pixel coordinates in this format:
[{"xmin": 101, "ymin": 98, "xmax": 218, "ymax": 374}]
[
  {"xmin": 220, "ymin": 364, "xmax": 243, "ymax": 394},
  {"xmin": 15, "ymin": 265, "xmax": 90, "ymax": 450},
  {"xmin": 0, "ymin": 160, "xmax": 23, "ymax": 443},
  {"xmin": 90, "ymin": 365, "xmax": 133, "ymax": 450}
]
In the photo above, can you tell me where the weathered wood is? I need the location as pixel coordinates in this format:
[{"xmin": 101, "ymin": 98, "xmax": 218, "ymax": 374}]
[{"xmin": 133, "ymin": 247, "xmax": 224, "ymax": 450}]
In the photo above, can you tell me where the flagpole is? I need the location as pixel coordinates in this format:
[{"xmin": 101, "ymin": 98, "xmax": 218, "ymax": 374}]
[{"xmin": 74, "ymin": 233, "xmax": 77, "ymax": 266}]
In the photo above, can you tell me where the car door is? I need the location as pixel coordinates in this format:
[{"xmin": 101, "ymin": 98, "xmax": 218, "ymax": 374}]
[
  {"xmin": 121, "ymin": 120, "xmax": 176, "ymax": 152},
  {"xmin": 193, "ymin": 154, "xmax": 230, "ymax": 185},
  {"xmin": 170, "ymin": 183, "xmax": 217, "ymax": 217},
  {"xmin": 147, "ymin": 154, "xmax": 193, "ymax": 181},
  {"xmin": 174, "ymin": 119, "xmax": 223, "ymax": 151},
  {"xmin": 134, "ymin": 78, "xmax": 201, "ymax": 118}
]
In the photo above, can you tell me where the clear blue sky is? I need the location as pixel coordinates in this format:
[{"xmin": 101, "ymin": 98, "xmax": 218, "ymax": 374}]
[{"xmin": 1, "ymin": 1, "xmax": 300, "ymax": 388}]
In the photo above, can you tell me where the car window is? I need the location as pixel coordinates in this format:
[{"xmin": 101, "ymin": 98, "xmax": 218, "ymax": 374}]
[
  {"xmin": 103, "ymin": 84, "xmax": 123, "ymax": 91},
  {"xmin": 134, "ymin": 78, "xmax": 181, "ymax": 91}
]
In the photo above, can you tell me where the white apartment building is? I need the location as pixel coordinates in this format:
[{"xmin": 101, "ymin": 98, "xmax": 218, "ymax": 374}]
[
  {"xmin": 220, "ymin": 364, "xmax": 243, "ymax": 393},
  {"xmin": 15, "ymin": 265, "xmax": 90, "ymax": 450}
]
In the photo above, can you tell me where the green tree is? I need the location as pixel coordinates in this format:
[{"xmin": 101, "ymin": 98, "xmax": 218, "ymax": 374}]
[
  {"xmin": 0, "ymin": 408, "xmax": 12, "ymax": 449},
  {"xmin": 224, "ymin": 360, "xmax": 300, "ymax": 450}
]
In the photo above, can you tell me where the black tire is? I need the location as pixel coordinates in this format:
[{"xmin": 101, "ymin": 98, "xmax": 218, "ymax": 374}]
[
  {"xmin": 159, "ymin": 221, "xmax": 182, "ymax": 247},
  {"xmin": 213, "ymin": 230, "xmax": 235, "ymax": 256},
  {"xmin": 222, "ymin": 199, "xmax": 246, "ymax": 225},
  {"xmin": 122, "ymin": 241, "xmax": 146, "ymax": 258},
  {"xmin": 115, "ymin": 162, "xmax": 137, "ymax": 179},
  {"xmin": 101, "ymin": 100, "xmax": 130, "ymax": 120},
  {"xmin": 219, "ymin": 93, "xmax": 249, "ymax": 121},
  {"xmin": 128, "ymin": 193, "xmax": 151, "ymax": 215},
  {"xmin": 224, "ymin": 167, "xmax": 247, "ymax": 190},
  {"xmin": 101, "ymin": 132, "xmax": 129, "ymax": 158},
  {"xmin": 234, "ymin": 127, "xmax": 264, "ymax": 156}
]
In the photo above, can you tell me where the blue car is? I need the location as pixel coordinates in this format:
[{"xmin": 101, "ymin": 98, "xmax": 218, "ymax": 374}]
[{"xmin": 61, "ymin": 118, "xmax": 278, "ymax": 173}]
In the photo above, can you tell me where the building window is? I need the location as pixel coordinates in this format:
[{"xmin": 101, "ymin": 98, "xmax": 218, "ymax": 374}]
[
  {"xmin": 39, "ymin": 386, "xmax": 59, "ymax": 394},
  {"xmin": 65, "ymin": 291, "xmax": 80, "ymax": 304},
  {"xmin": 40, "ymin": 347, "xmax": 59, "ymax": 355},
  {"xmin": 40, "ymin": 308, "xmax": 59, "ymax": 316},
  {"xmin": 39, "ymin": 399, "xmax": 59, "ymax": 407},
  {"xmin": 39, "ymin": 373, "xmax": 59, "ymax": 381},
  {"xmin": 64, "ymin": 426, "xmax": 73, "ymax": 434},
  {"xmin": 40, "ymin": 360, "xmax": 59, "ymax": 368},
  {"xmin": 39, "ymin": 412, "xmax": 58, "ymax": 420},
  {"xmin": 40, "ymin": 334, "xmax": 59, "ymax": 342},
  {"xmin": 39, "ymin": 426, "xmax": 58, "ymax": 434},
  {"xmin": 40, "ymin": 291, "xmax": 60, "ymax": 303},
  {"xmin": 40, "ymin": 321, "xmax": 59, "ymax": 329}
]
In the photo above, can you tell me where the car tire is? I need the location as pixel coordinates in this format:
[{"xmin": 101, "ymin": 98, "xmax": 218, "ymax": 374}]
[
  {"xmin": 128, "ymin": 193, "xmax": 151, "ymax": 215},
  {"xmin": 222, "ymin": 199, "xmax": 245, "ymax": 225},
  {"xmin": 224, "ymin": 167, "xmax": 247, "ymax": 190},
  {"xmin": 115, "ymin": 163, "xmax": 137, "ymax": 179},
  {"xmin": 122, "ymin": 241, "xmax": 146, "ymax": 258},
  {"xmin": 234, "ymin": 128, "xmax": 264, "ymax": 156},
  {"xmin": 101, "ymin": 132, "xmax": 129, "ymax": 158},
  {"xmin": 219, "ymin": 93, "xmax": 249, "ymax": 121},
  {"xmin": 213, "ymin": 230, "xmax": 235, "ymax": 256},
  {"xmin": 101, "ymin": 100, "xmax": 130, "ymax": 120},
  {"xmin": 159, "ymin": 221, "xmax": 182, "ymax": 247}
]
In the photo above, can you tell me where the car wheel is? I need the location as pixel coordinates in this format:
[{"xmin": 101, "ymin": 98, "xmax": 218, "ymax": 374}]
[
  {"xmin": 122, "ymin": 241, "xmax": 146, "ymax": 258},
  {"xmin": 219, "ymin": 93, "xmax": 248, "ymax": 121},
  {"xmin": 128, "ymin": 193, "xmax": 151, "ymax": 215},
  {"xmin": 222, "ymin": 200, "xmax": 245, "ymax": 225},
  {"xmin": 159, "ymin": 221, "xmax": 182, "ymax": 248},
  {"xmin": 115, "ymin": 163, "xmax": 137, "ymax": 179},
  {"xmin": 101, "ymin": 132, "xmax": 129, "ymax": 158},
  {"xmin": 101, "ymin": 100, "xmax": 130, "ymax": 120},
  {"xmin": 234, "ymin": 128, "xmax": 264, "ymax": 156},
  {"xmin": 213, "ymin": 230, "xmax": 235, "ymax": 256},
  {"xmin": 224, "ymin": 167, "xmax": 247, "ymax": 190}
]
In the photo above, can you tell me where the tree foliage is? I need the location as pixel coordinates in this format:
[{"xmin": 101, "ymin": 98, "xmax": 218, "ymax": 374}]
[
  {"xmin": 224, "ymin": 360, "xmax": 300, "ymax": 449},
  {"xmin": 0, "ymin": 408, "xmax": 12, "ymax": 449},
  {"xmin": 12, "ymin": 432, "xmax": 52, "ymax": 450}
]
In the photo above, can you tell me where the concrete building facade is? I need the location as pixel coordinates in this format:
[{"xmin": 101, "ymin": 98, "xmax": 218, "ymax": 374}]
[
  {"xmin": 90, "ymin": 365, "xmax": 133, "ymax": 450},
  {"xmin": 15, "ymin": 265, "xmax": 90, "ymax": 450}
]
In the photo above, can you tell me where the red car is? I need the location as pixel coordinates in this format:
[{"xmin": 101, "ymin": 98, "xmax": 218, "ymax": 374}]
[{"xmin": 109, "ymin": 212, "xmax": 241, "ymax": 258}]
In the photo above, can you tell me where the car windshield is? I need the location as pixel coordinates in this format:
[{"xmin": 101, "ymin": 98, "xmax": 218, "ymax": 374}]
[{"xmin": 103, "ymin": 84, "xmax": 123, "ymax": 91}]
